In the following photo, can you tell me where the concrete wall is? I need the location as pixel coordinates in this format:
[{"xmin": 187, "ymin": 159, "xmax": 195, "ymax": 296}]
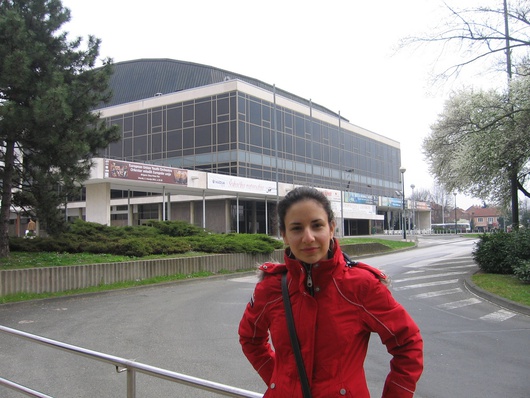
[
  {"xmin": 0, "ymin": 251, "xmax": 283, "ymax": 296},
  {"xmin": 0, "ymin": 244, "xmax": 384, "ymax": 296}
]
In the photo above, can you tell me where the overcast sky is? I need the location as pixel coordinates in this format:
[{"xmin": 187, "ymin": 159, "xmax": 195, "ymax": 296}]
[{"xmin": 60, "ymin": 0, "xmax": 506, "ymax": 209}]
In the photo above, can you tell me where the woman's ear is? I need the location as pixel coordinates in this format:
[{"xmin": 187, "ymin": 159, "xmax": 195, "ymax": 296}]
[
  {"xmin": 281, "ymin": 232, "xmax": 288, "ymax": 245},
  {"xmin": 330, "ymin": 221, "xmax": 336, "ymax": 238}
]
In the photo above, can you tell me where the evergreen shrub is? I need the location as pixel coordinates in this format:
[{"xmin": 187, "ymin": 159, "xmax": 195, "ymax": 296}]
[
  {"xmin": 473, "ymin": 229, "xmax": 530, "ymax": 276},
  {"xmin": 472, "ymin": 231, "xmax": 515, "ymax": 274},
  {"xmin": 9, "ymin": 220, "xmax": 283, "ymax": 257},
  {"xmin": 513, "ymin": 259, "xmax": 530, "ymax": 283}
]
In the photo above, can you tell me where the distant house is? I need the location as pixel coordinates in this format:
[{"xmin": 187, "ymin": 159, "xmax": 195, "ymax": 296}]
[{"xmin": 466, "ymin": 206, "xmax": 501, "ymax": 232}]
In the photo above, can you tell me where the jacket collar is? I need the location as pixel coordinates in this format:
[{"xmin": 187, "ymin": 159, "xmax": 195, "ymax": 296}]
[{"xmin": 283, "ymin": 239, "xmax": 345, "ymax": 289}]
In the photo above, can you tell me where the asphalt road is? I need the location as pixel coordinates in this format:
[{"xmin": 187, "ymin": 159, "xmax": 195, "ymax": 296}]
[{"xmin": 0, "ymin": 236, "xmax": 529, "ymax": 397}]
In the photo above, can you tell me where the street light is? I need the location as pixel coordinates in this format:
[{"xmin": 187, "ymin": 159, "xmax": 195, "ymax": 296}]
[
  {"xmin": 400, "ymin": 167, "xmax": 406, "ymax": 240},
  {"xmin": 410, "ymin": 184, "xmax": 415, "ymax": 235},
  {"xmin": 454, "ymin": 192, "xmax": 457, "ymax": 234}
]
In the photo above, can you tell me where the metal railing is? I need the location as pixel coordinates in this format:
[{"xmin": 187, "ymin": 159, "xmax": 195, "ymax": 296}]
[{"xmin": 0, "ymin": 325, "xmax": 263, "ymax": 398}]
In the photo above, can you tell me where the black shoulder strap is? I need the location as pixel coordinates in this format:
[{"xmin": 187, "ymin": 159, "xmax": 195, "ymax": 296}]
[
  {"xmin": 342, "ymin": 251, "xmax": 358, "ymax": 267},
  {"xmin": 281, "ymin": 273, "xmax": 312, "ymax": 398}
]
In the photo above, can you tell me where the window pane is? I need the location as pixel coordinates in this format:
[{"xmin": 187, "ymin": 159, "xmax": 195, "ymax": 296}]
[
  {"xmin": 109, "ymin": 141, "xmax": 122, "ymax": 158},
  {"xmin": 218, "ymin": 122, "xmax": 229, "ymax": 144},
  {"xmin": 183, "ymin": 103, "xmax": 194, "ymax": 122},
  {"xmin": 123, "ymin": 115, "xmax": 133, "ymax": 132},
  {"xmin": 151, "ymin": 108, "xmax": 163, "ymax": 127},
  {"xmin": 152, "ymin": 132, "xmax": 163, "ymax": 154},
  {"xmin": 134, "ymin": 113, "xmax": 147, "ymax": 137},
  {"xmin": 167, "ymin": 130, "xmax": 182, "ymax": 151},
  {"xmin": 195, "ymin": 101, "xmax": 212, "ymax": 125},
  {"xmin": 217, "ymin": 97, "xmax": 229, "ymax": 115},
  {"xmin": 134, "ymin": 135, "xmax": 147, "ymax": 156},
  {"xmin": 183, "ymin": 127, "xmax": 194, "ymax": 149},
  {"xmin": 124, "ymin": 138, "xmax": 132, "ymax": 158},
  {"xmin": 167, "ymin": 107, "xmax": 182, "ymax": 130},
  {"xmin": 249, "ymin": 100, "xmax": 261, "ymax": 125},
  {"xmin": 250, "ymin": 124, "xmax": 261, "ymax": 146},
  {"xmin": 196, "ymin": 125, "xmax": 211, "ymax": 147}
]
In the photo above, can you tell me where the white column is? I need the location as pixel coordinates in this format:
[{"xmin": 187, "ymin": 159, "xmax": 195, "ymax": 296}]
[{"xmin": 85, "ymin": 183, "xmax": 111, "ymax": 225}]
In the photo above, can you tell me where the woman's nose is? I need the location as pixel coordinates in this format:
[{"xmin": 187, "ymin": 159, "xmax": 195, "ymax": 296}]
[{"xmin": 302, "ymin": 228, "xmax": 315, "ymax": 243}]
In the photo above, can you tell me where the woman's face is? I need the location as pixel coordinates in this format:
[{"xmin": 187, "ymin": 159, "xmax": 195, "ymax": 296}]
[{"xmin": 281, "ymin": 199, "xmax": 336, "ymax": 264}]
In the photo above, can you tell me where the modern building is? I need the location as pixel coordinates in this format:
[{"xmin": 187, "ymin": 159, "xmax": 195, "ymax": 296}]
[{"xmin": 45, "ymin": 59, "xmax": 430, "ymax": 236}]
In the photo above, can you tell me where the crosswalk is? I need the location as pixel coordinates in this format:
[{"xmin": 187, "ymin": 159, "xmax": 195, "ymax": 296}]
[
  {"xmin": 391, "ymin": 255, "xmax": 518, "ymax": 323},
  {"xmin": 231, "ymin": 254, "xmax": 520, "ymax": 323}
]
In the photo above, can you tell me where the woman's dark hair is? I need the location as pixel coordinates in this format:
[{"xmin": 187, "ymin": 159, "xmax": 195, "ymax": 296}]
[{"xmin": 277, "ymin": 187, "xmax": 335, "ymax": 233}]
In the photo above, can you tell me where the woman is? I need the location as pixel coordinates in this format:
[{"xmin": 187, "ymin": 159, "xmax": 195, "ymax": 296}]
[{"xmin": 238, "ymin": 187, "xmax": 423, "ymax": 397}]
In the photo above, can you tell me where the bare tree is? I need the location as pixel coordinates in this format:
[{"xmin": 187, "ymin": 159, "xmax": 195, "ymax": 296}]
[
  {"xmin": 406, "ymin": 0, "xmax": 530, "ymax": 229},
  {"xmin": 411, "ymin": 187, "xmax": 432, "ymax": 202},
  {"xmin": 403, "ymin": 1, "xmax": 530, "ymax": 82}
]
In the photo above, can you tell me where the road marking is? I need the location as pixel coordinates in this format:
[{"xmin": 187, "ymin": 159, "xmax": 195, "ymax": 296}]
[
  {"xmin": 393, "ymin": 272, "xmax": 468, "ymax": 283},
  {"xmin": 393, "ymin": 279, "xmax": 459, "ymax": 290},
  {"xmin": 411, "ymin": 288, "xmax": 463, "ymax": 299},
  {"xmin": 437, "ymin": 298, "xmax": 482, "ymax": 310},
  {"xmin": 229, "ymin": 276, "xmax": 258, "ymax": 283},
  {"xmin": 441, "ymin": 264, "xmax": 476, "ymax": 270},
  {"xmin": 480, "ymin": 309, "xmax": 516, "ymax": 322}
]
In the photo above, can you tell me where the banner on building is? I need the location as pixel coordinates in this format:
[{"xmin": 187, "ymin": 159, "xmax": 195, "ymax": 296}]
[
  {"xmin": 105, "ymin": 160, "xmax": 188, "ymax": 185},
  {"xmin": 208, "ymin": 174, "xmax": 277, "ymax": 195},
  {"xmin": 344, "ymin": 192, "xmax": 378, "ymax": 205},
  {"xmin": 380, "ymin": 197, "xmax": 404, "ymax": 208}
]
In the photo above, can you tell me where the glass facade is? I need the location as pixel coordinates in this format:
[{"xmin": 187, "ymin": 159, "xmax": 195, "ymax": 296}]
[{"xmin": 100, "ymin": 90, "xmax": 401, "ymax": 199}]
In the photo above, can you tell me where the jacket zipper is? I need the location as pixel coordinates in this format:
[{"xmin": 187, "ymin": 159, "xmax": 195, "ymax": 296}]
[{"xmin": 306, "ymin": 264, "xmax": 314, "ymax": 296}]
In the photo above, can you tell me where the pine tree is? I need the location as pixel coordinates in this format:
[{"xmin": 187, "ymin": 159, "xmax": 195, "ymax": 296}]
[{"xmin": 0, "ymin": 0, "xmax": 120, "ymax": 256}]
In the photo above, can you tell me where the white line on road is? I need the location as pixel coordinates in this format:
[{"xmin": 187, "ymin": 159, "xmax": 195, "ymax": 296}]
[
  {"xmin": 393, "ymin": 279, "xmax": 459, "ymax": 290},
  {"xmin": 411, "ymin": 288, "xmax": 463, "ymax": 299},
  {"xmin": 229, "ymin": 276, "xmax": 258, "ymax": 283},
  {"xmin": 441, "ymin": 264, "xmax": 476, "ymax": 270},
  {"xmin": 393, "ymin": 272, "xmax": 468, "ymax": 283},
  {"xmin": 480, "ymin": 309, "xmax": 516, "ymax": 322},
  {"xmin": 437, "ymin": 298, "xmax": 482, "ymax": 310}
]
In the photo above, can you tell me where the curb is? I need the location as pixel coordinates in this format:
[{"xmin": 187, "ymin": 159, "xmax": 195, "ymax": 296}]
[{"xmin": 464, "ymin": 270, "xmax": 530, "ymax": 317}]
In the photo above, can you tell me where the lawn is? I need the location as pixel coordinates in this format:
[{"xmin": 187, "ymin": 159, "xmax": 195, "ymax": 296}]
[
  {"xmin": 0, "ymin": 238, "xmax": 413, "ymax": 270},
  {"xmin": 1, "ymin": 238, "xmax": 527, "ymax": 309},
  {"xmin": 472, "ymin": 273, "xmax": 530, "ymax": 307}
]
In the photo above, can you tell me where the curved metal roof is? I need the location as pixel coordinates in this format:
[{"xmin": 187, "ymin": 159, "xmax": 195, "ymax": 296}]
[{"xmin": 100, "ymin": 58, "xmax": 347, "ymax": 121}]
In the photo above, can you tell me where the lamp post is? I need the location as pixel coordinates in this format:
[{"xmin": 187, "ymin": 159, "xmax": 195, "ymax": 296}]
[
  {"xmin": 454, "ymin": 192, "xmax": 457, "ymax": 234},
  {"xmin": 410, "ymin": 184, "xmax": 415, "ymax": 235},
  {"xmin": 400, "ymin": 167, "xmax": 406, "ymax": 240}
]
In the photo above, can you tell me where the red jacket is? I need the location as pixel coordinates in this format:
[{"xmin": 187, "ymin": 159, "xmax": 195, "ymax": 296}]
[{"xmin": 238, "ymin": 240, "xmax": 423, "ymax": 397}]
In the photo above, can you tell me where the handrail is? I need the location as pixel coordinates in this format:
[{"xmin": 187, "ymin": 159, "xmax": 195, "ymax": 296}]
[
  {"xmin": 0, "ymin": 376, "xmax": 53, "ymax": 398},
  {"xmin": 0, "ymin": 325, "xmax": 263, "ymax": 398}
]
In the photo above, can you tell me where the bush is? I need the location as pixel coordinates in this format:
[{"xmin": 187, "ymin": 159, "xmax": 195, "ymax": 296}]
[
  {"xmin": 145, "ymin": 220, "xmax": 207, "ymax": 237},
  {"xmin": 9, "ymin": 237, "xmax": 41, "ymax": 252},
  {"xmin": 142, "ymin": 236, "xmax": 191, "ymax": 255},
  {"xmin": 473, "ymin": 229, "xmax": 530, "ymax": 275},
  {"xmin": 472, "ymin": 232, "xmax": 515, "ymax": 274},
  {"xmin": 9, "ymin": 219, "xmax": 282, "ymax": 257},
  {"xmin": 513, "ymin": 259, "xmax": 530, "ymax": 283},
  {"xmin": 510, "ymin": 228, "xmax": 530, "ymax": 262},
  {"xmin": 183, "ymin": 233, "xmax": 283, "ymax": 254}
]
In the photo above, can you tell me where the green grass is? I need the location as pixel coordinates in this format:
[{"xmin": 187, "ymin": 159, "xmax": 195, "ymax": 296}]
[
  {"xmin": 340, "ymin": 237, "xmax": 416, "ymax": 250},
  {"xmin": 4, "ymin": 238, "xmax": 524, "ymax": 307},
  {"xmin": 0, "ymin": 238, "xmax": 411, "ymax": 270},
  {"xmin": 472, "ymin": 273, "xmax": 530, "ymax": 307},
  {"xmin": 0, "ymin": 271, "xmax": 217, "ymax": 304},
  {"xmin": 0, "ymin": 251, "xmax": 210, "ymax": 270}
]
